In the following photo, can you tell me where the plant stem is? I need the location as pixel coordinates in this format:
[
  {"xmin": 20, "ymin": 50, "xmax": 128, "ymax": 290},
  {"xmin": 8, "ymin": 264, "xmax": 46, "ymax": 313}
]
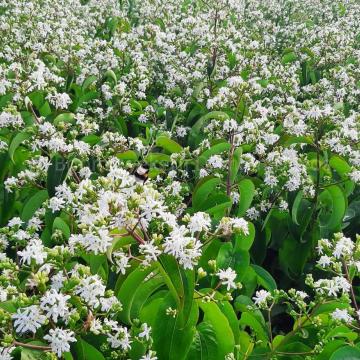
[
  {"xmin": 343, "ymin": 260, "xmax": 360, "ymax": 325},
  {"xmin": 13, "ymin": 341, "xmax": 51, "ymax": 351}
]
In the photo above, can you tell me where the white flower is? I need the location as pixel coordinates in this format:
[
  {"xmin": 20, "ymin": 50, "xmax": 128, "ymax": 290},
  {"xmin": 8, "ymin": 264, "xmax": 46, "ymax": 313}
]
[
  {"xmin": 141, "ymin": 352, "xmax": 158, "ymax": 360},
  {"xmin": 139, "ymin": 323, "xmax": 151, "ymax": 341},
  {"xmin": 47, "ymin": 93, "xmax": 72, "ymax": 109},
  {"xmin": 75, "ymin": 275, "xmax": 106, "ymax": 308},
  {"xmin": 13, "ymin": 305, "xmax": 47, "ymax": 334},
  {"xmin": 69, "ymin": 228, "xmax": 112, "ymax": 255},
  {"xmin": 208, "ymin": 155, "xmax": 223, "ymax": 169},
  {"xmin": 113, "ymin": 251, "xmax": 131, "ymax": 274},
  {"xmin": 51, "ymin": 271, "xmax": 66, "ymax": 291},
  {"xmin": 100, "ymin": 296, "xmax": 119, "ymax": 312},
  {"xmin": 90, "ymin": 318, "xmax": 103, "ymax": 335},
  {"xmin": 217, "ymin": 217, "xmax": 249, "ymax": 236},
  {"xmin": 334, "ymin": 276, "xmax": 351, "ymax": 294},
  {"xmin": 0, "ymin": 287, "xmax": 7, "ymax": 302},
  {"xmin": 107, "ymin": 327, "xmax": 132, "ymax": 350},
  {"xmin": 296, "ymin": 291, "xmax": 308, "ymax": 299},
  {"xmin": 217, "ymin": 268, "xmax": 237, "ymax": 291},
  {"xmin": 199, "ymin": 169, "xmax": 208, "ymax": 177},
  {"xmin": 231, "ymin": 191, "xmax": 240, "ymax": 204},
  {"xmin": 188, "ymin": 212, "xmax": 211, "ymax": 234},
  {"xmin": 333, "ymin": 236, "xmax": 354, "ymax": 259},
  {"xmin": 176, "ymin": 126, "xmax": 188, "ymax": 137},
  {"xmin": 79, "ymin": 167, "xmax": 92, "ymax": 179},
  {"xmin": 44, "ymin": 328, "xmax": 76, "ymax": 357},
  {"xmin": 314, "ymin": 276, "xmax": 351, "ymax": 297},
  {"xmin": 317, "ymin": 255, "xmax": 332, "ymax": 268},
  {"xmin": 316, "ymin": 238, "xmax": 332, "ymax": 254},
  {"xmin": 331, "ymin": 308, "xmax": 352, "ymax": 323},
  {"xmin": 40, "ymin": 289, "xmax": 70, "ymax": 323},
  {"xmin": 163, "ymin": 226, "xmax": 201, "ymax": 269},
  {"xmin": 231, "ymin": 218, "xmax": 249, "ymax": 235},
  {"xmin": 252, "ymin": 290, "xmax": 271, "ymax": 307},
  {"xmin": 139, "ymin": 241, "xmax": 161, "ymax": 266},
  {"xmin": 49, "ymin": 197, "xmax": 65, "ymax": 212},
  {"xmin": 349, "ymin": 170, "xmax": 360, "ymax": 183},
  {"xmin": 0, "ymin": 347, "xmax": 14, "ymax": 360},
  {"xmin": 7, "ymin": 217, "xmax": 23, "ymax": 227},
  {"xmin": 17, "ymin": 239, "xmax": 47, "ymax": 265},
  {"xmin": 246, "ymin": 207, "xmax": 260, "ymax": 220}
]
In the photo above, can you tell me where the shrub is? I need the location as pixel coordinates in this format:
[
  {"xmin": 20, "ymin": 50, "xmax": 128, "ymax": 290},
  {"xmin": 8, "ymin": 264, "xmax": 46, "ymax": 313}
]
[{"xmin": 1, "ymin": 0, "xmax": 360, "ymax": 359}]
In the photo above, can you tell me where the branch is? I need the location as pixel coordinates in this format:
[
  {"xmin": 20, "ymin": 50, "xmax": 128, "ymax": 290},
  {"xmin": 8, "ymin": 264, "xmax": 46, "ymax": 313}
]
[{"xmin": 13, "ymin": 341, "xmax": 51, "ymax": 351}]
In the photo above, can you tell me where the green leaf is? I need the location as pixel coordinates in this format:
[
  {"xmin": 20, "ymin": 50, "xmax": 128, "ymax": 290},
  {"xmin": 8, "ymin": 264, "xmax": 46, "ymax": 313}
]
[
  {"xmin": 329, "ymin": 155, "xmax": 354, "ymax": 195},
  {"xmin": 117, "ymin": 150, "xmax": 138, "ymax": 161},
  {"xmin": 103, "ymin": 70, "xmax": 117, "ymax": 84},
  {"xmin": 158, "ymin": 254, "xmax": 196, "ymax": 319},
  {"xmin": 216, "ymin": 242, "xmax": 249, "ymax": 281},
  {"xmin": 115, "ymin": 117, "xmax": 128, "ymax": 136},
  {"xmin": 192, "ymin": 176, "xmax": 221, "ymax": 210},
  {"xmin": 53, "ymin": 112, "xmax": 75, "ymax": 126},
  {"xmin": 39, "ymin": 101, "xmax": 52, "ymax": 117},
  {"xmin": 21, "ymin": 348, "xmax": 42, "ymax": 360},
  {"xmin": 198, "ymin": 142, "xmax": 231, "ymax": 168},
  {"xmin": 251, "ymin": 264, "xmax": 277, "ymax": 291},
  {"xmin": 107, "ymin": 231, "xmax": 135, "ymax": 262},
  {"xmin": 28, "ymin": 91, "xmax": 44, "ymax": 109},
  {"xmin": 282, "ymin": 51, "xmax": 297, "ymax": 64},
  {"xmin": 279, "ymin": 232, "xmax": 313, "ymax": 275},
  {"xmin": 202, "ymin": 194, "xmax": 232, "ymax": 219},
  {"xmin": 21, "ymin": 190, "xmax": 48, "ymax": 222},
  {"xmin": 197, "ymin": 300, "xmax": 235, "ymax": 358},
  {"xmin": 239, "ymin": 312, "xmax": 268, "ymax": 343},
  {"xmin": 292, "ymin": 190, "xmax": 304, "ymax": 226},
  {"xmin": 329, "ymin": 346, "xmax": 360, "ymax": 360},
  {"xmin": 52, "ymin": 217, "xmax": 70, "ymax": 239},
  {"xmin": 186, "ymin": 322, "xmax": 218, "ymax": 360},
  {"xmin": 139, "ymin": 290, "xmax": 168, "ymax": 326},
  {"xmin": 329, "ymin": 155, "xmax": 351, "ymax": 175},
  {"xmin": 0, "ymin": 93, "xmax": 14, "ymax": 110},
  {"xmin": 234, "ymin": 221, "xmax": 255, "ymax": 251},
  {"xmin": 237, "ymin": 179, "xmax": 255, "ymax": 217},
  {"xmin": 316, "ymin": 340, "xmax": 347, "ymax": 360},
  {"xmin": 82, "ymin": 75, "xmax": 97, "ymax": 90},
  {"xmin": 130, "ymin": 274, "xmax": 164, "ymax": 321},
  {"xmin": 276, "ymin": 342, "xmax": 312, "ymax": 359},
  {"xmin": 314, "ymin": 301, "xmax": 350, "ymax": 316},
  {"xmin": 290, "ymin": 190, "xmax": 314, "ymax": 238},
  {"xmin": 0, "ymin": 300, "xmax": 17, "ymax": 313},
  {"xmin": 19, "ymin": 342, "xmax": 48, "ymax": 359},
  {"xmin": 77, "ymin": 91, "xmax": 98, "ymax": 107},
  {"xmin": 82, "ymin": 134, "xmax": 100, "ymax": 145},
  {"xmin": 326, "ymin": 326, "xmax": 358, "ymax": 341},
  {"xmin": 9, "ymin": 132, "xmax": 31, "ymax": 162},
  {"xmin": 117, "ymin": 264, "xmax": 157, "ymax": 324},
  {"xmin": 230, "ymin": 147, "xmax": 242, "ymax": 184},
  {"xmin": 156, "ymin": 136, "xmax": 183, "ymax": 154},
  {"xmin": 74, "ymin": 339, "xmax": 106, "ymax": 360},
  {"xmin": 192, "ymin": 112, "xmax": 230, "ymax": 133},
  {"xmin": 153, "ymin": 294, "xmax": 197, "ymax": 360},
  {"xmin": 217, "ymin": 300, "xmax": 241, "ymax": 345},
  {"xmin": 47, "ymin": 155, "xmax": 69, "ymax": 197},
  {"xmin": 145, "ymin": 152, "xmax": 171, "ymax": 164},
  {"xmin": 63, "ymin": 353, "xmax": 73, "ymax": 360},
  {"xmin": 319, "ymin": 185, "xmax": 347, "ymax": 231},
  {"xmin": 189, "ymin": 111, "xmax": 230, "ymax": 147}
]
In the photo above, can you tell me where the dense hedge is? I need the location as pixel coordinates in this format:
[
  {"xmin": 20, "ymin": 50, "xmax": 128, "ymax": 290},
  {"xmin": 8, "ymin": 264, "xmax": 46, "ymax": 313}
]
[{"xmin": 1, "ymin": 0, "xmax": 360, "ymax": 359}]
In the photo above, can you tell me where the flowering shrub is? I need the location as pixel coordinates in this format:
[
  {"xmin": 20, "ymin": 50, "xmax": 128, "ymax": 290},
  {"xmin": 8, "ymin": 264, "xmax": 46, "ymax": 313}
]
[{"xmin": 1, "ymin": 0, "xmax": 360, "ymax": 359}]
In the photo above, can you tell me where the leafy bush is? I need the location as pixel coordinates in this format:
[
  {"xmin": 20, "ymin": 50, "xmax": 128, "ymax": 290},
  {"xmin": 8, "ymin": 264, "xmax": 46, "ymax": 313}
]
[{"xmin": 1, "ymin": 0, "xmax": 360, "ymax": 359}]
